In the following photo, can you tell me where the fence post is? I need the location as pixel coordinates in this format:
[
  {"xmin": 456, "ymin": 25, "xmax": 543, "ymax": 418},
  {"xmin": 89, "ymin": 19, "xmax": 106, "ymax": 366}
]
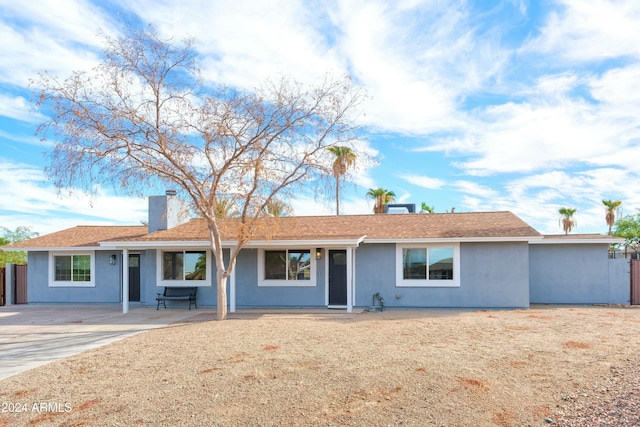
[{"xmin": 5, "ymin": 263, "xmax": 13, "ymax": 305}]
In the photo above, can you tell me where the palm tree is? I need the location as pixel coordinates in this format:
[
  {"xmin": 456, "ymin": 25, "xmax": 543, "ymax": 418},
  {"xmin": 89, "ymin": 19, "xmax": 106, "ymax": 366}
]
[
  {"xmin": 212, "ymin": 198, "xmax": 237, "ymax": 218},
  {"xmin": 264, "ymin": 198, "xmax": 292, "ymax": 217},
  {"xmin": 602, "ymin": 199, "xmax": 622, "ymax": 235},
  {"xmin": 327, "ymin": 146, "xmax": 357, "ymax": 215},
  {"xmin": 366, "ymin": 188, "xmax": 396, "ymax": 214},
  {"xmin": 558, "ymin": 207, "xmax": 577, "ymax": 235},
  {"xmin": 420, "ymin": 202, "xmax": 435, "ymax": 213}
]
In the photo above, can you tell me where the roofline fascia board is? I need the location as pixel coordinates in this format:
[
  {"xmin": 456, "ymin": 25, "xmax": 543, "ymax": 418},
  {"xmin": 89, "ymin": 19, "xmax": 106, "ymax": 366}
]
[
  {"xmin": 245, "ymin": 238, "xmax": 367, "ymax": 248},
  {"xmin": 100, "ymin": 237, "xmax": 367, "ymax": 249},
  {"xmin": 530, "ymin": 238, "xmax": 624, "ymax": 245},
  {"xmin": 100, "ymin": 241, "xmax": 211, "ymax": 249},
  {"xmin": 2, "ymin": 246, "xmax": 102, "ymax": 252},
  {"xmin": 363, "ymin": 236, "xmax": 542, "ymax": 244}
]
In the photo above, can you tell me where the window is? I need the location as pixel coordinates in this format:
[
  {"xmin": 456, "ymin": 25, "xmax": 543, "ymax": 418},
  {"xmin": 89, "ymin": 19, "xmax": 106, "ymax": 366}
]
[
  {"xmin": 49, "ymin": 252, "xmax": 95, "ymax": 287},
  {"xmin": 259, "ymin": 249, "xmax": 316, "ymax": 287},
  {"xmin": 162, "ymin": 251, "xmax": 207, "ymax": 281},
  {"xmin": 157, "ymin": 250, "xmax": 211, "ymax": 286},
  {"xmin": 396, "ymin": 244, "xmax": 460, "ymax": 287}
]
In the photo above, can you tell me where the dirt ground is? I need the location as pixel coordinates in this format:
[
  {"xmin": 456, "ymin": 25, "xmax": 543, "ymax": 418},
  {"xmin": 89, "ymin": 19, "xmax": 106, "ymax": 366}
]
[{"xmin": 1, "ymin": 305, "xmax": 639, "ymax": 426}]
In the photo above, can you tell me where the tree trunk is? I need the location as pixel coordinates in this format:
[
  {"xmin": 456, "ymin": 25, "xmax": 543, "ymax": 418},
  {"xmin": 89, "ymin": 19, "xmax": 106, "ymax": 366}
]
[
  {"xmin": 216, "ymin": 270, "xmax": 227, "ymax": 321},
  {"xmin": 209, "ymin": 225, "xmax": 229, "ymax": 321},
  {"xmin": 335, "ymin": 177, "xmax": 340, "ymax": 215}
]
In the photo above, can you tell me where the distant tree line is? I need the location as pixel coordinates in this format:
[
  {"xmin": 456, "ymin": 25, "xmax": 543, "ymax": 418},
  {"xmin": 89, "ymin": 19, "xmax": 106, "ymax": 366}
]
[{"xmin": 0, "ymin": 226, "xmax": 39, "ymax": 267}]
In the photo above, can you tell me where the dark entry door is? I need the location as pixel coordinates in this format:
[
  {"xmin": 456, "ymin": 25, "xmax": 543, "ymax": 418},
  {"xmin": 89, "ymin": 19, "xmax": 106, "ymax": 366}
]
[
  {"xmin": 328, "ymin": 250, "xmax": 347, "ymax": 306},
  {"xmin": 129, "ymin": 254, "xmax": 141, "ymax": 302}
]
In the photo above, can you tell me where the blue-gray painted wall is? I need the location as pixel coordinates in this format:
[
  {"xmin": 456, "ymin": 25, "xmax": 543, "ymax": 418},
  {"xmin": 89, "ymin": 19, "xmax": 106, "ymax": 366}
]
[
  {"xmin": 355, "ymin": 242, "xmax": 530, "ymax": 308},
  {"xmin": 142, "ymin": 249, "xmax": 233, "ymax": 308},
  {"xmin": 234, "ymin": 249, "xmax": 327, "ymax": 308},
  {"xmin": 529, "ymin": 244, "xmax": 629, "ymax": 304},
  {"xmin": 27, "ymin": 251, "xmax": 123, "ymax": 303},
  {"xmin": 23, "ymin": 241, "xmax": 630, "ymax": 308},
  {"xmin": 608, "ymin": 258, "xmax": 630, "ymax": 304}
]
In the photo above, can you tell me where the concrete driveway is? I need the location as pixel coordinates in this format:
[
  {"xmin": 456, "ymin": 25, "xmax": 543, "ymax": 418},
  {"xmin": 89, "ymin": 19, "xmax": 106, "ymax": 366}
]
[{"xmin": 0, "ymin": 304, "xmax": 213, "ymax": 381}]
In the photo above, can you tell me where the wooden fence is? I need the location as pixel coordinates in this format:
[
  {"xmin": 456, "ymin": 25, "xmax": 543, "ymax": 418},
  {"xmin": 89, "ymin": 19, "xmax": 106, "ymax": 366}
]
[
  {"xmin": 15, "ymin": 264, "xmax": 27, "ymax": 304},
  {"xmin": 0, "ymin": 264, "xmax": 28, "ymax": 305},
  {"xmin": 632, "ymin": 259, "xmax": 640, "ymax": 305}
]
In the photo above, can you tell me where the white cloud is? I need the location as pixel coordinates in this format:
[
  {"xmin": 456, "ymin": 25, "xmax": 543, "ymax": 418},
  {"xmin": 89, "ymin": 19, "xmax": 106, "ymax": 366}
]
[
  {"xmin": 126, "ymin": 0, "xmax": 513, "ymax": 135},
  {"xmin": 3, "ymin": 0, "xmax": 640, "ymax": 238},
  {"xmin": 589, "ymin": 64, "xmax": 640, "ymax": 107},
  {"xmin": 0, "ymin": 0, "xmax": 114, "ymax": 88},
  {"xmin": 0, "ymin": 93, "xmax": 46, "ymax": 122},
  {"xmin": 0, "ymin": 160, "xmax": 148, "ymax": 234},
  {"xmin": 122, "ymin": 0, "xmax": 341, "ymax": 89},
  {"xmin": 331, "ymin": 0, "xmax": 478, "ymax": 133},
  {"xmin": 398, "ymin": 174, "xmax": 446, "ymax": 190},
  {"xmin": 525, "ymin": 0, "xmax": 640, "ymax": 61},
  {"xmin": 488, "ymin": 167, "xmax": 640, "ymax": 234},
  {"xmin": 451, "ymin": 92, "xmax": 637, "ymax": 175},
  {"xmin": 453, "ymin": 180, "xmax": 498, "ymax": 199}
]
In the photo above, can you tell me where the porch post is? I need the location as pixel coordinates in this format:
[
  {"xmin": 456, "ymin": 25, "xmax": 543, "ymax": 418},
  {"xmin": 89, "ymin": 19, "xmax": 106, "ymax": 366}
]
[
  {"xmin": 122, "ymin": 249, "xmax": 129, "ymax": 314},
  {"xmin": 230, "ymin": 266, "xmax": 236, "ymax": 313},
  {"xmin": 346, "ymin": 247, "xmax": 353, "ymax": 313}
]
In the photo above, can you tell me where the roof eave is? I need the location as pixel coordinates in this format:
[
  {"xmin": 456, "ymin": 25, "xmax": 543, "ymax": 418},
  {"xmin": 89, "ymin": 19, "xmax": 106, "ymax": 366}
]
[
  {"xmin": 530, "ymin": 237, "xmax": 624, "ymax": 245},
  {"xmin": 364, "ymin": 236, "xmax": 542, "ymax": 244},
  {"xmin": 2, "ymin": 246, "xmax": 101, "ymax": 251},
  {"xmin": 100, "ymin": 236, "xmax": 368, "ymax": 249}
]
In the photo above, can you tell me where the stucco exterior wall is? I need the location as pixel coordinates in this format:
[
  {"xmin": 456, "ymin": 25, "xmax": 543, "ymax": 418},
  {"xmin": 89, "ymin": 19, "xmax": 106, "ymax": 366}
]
[
  {"xmin": 141, "ymin": 249, "xmax": 157, "ymax": 305},
  {"xmin": 529, "ymin": 244, "xmax": 629, "ymax": 304},
  {"xmin": 27, "ymin": 251, "xmax": 122, "ymax": 303},
  {"xmin": 608, "ymin": 258, "xmax": 630, "ymax": 304},
  {"xmin": 24, "ymin": 240, "xmax": 626, "ymax": 308},
  {"xmin": 143, "ymin": 248, "xmax": 220, "ymax": 308},
  {"xmin": 235, "ymin": 248, "xmax": 327, "ymax": 308},
  {"xmin": 355, "ymin": 242, "xmax": 530, "ymax": 308}
]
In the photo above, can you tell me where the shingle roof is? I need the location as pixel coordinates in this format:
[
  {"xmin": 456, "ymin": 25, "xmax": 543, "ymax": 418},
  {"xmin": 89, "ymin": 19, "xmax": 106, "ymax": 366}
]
[
  {"xmin": 3, "ymin": 226, "xmax": 148, "ymax": 249},
  {"xmin": 135, "ymin": 211, "xmax": 541, "ymax": 242},
  {"xmin": 2, "ymin": 212, "xmax": 542, "ymax": 250}
]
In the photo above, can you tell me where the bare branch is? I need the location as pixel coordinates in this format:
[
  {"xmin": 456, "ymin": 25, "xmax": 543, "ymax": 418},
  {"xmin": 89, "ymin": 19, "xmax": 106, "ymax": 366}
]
[{"xmin": 33, "ymin": 26, "xmax": 366, "ymax": 320}]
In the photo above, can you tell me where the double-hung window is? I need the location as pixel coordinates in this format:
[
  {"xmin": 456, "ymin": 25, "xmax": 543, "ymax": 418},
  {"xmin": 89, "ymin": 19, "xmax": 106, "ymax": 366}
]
[
  {"xmin": 49, "ymin": 252, "xmax": 95, "ymax": 287},
  {"xmin": 396, "ymin": 244, "xmax": 460, "ymax": 287},
  {"xmin": 259, "ymin": 249, "xmax": 315, "ymax": 286}
]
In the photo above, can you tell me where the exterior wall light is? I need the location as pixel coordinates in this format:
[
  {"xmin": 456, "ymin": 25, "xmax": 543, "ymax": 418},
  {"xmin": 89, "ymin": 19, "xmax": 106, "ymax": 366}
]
[
  {"xmin": 316, "ymin": 248, "xmax": 322, "ymax": 260},
  {"xmin": 109, "ymin": 254, "xmax": 117, "ymax": 265}
]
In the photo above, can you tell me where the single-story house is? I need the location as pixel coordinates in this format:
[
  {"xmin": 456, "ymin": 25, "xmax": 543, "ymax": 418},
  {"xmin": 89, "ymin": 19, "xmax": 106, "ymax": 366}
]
[{"xmin": 3, "ymin": 193, "xmax": 628, "ymax": 311}]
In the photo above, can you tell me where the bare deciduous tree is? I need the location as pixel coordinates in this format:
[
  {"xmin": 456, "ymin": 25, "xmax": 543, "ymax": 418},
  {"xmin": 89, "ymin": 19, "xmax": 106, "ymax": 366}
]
[{"xmin": 33, "ymin": 26, "xmax": 364, "ymax": 320}]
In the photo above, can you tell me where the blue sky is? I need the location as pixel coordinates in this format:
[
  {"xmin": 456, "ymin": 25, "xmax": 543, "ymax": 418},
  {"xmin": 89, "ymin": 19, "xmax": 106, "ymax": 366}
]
[{"xmin": 1, "ymin": 0, "xmax": 640, "ymax": 236}]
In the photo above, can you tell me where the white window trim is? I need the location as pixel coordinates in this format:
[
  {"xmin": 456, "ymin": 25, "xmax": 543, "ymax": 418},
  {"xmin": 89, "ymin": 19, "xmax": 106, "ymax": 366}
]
[
  {"xmin": 49, "ymin": 251, "xmax": 96, "ymax": 288},
  {"xmin": 156, "ymin": 249, "xmax": 212, "ymax": 287},
  {"xmin": 395, "ymin": 243, "xmax": 460, "ymax": 288},
  {"xmin": 258, "ymin": 248, "xmax": 317, "ymax": 287}
]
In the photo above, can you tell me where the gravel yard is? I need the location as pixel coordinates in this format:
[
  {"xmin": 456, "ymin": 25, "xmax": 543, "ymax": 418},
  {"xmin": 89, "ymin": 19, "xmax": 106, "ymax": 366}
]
[{"xmin": 1, "ymin": 306, "xmax": 639, "ymax": 426}]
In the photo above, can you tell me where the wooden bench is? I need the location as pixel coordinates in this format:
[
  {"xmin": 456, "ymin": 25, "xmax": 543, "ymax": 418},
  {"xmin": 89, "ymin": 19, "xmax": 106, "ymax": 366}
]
[{"xmin": 156, "ymin": 287, "xmax": 198, "ymax": 310}]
